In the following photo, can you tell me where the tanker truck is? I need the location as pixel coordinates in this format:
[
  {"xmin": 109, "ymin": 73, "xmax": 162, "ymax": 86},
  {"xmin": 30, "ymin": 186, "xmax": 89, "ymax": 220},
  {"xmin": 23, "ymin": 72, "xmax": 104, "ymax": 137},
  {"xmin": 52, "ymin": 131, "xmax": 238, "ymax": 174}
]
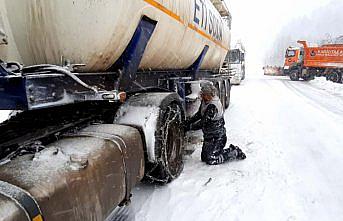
[
  {"xmin": 0, "ymin": 0, "xmax": 232, "ymax": 220},
  {"xmin": 285, "ymin": 40, "xmax": 343, "ymax": 83}
]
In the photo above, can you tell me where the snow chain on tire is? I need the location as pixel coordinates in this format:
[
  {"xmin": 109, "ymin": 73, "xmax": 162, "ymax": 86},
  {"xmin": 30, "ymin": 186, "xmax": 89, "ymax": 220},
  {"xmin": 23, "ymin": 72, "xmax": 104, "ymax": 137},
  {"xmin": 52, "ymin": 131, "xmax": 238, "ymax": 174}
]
[
  {"xmin": 160, "ymin": 105, "xmax": 182, "ymax": 181},
  {"xmin": 145, "ymin": 103, "xmax": 184, "ymax": 184},
  {"xmin": 0, "ymin": 180, "xmax": 44, "ymax": 221}
]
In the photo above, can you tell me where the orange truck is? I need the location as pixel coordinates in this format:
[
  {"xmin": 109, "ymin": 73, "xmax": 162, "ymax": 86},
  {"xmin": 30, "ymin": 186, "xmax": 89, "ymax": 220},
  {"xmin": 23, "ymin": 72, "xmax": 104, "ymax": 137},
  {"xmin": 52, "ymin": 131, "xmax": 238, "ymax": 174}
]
[{"xmin": 283, "ymin": 40, "xmax": 343, "ymax": 83}]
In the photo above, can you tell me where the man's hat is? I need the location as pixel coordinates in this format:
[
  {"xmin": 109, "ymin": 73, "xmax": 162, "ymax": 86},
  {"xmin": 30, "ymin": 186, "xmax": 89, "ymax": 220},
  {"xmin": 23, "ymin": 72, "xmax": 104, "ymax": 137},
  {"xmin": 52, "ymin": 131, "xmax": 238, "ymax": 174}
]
[{"xmin": 200, "ymin": 82, "xmax": 217, "ymax": 97}]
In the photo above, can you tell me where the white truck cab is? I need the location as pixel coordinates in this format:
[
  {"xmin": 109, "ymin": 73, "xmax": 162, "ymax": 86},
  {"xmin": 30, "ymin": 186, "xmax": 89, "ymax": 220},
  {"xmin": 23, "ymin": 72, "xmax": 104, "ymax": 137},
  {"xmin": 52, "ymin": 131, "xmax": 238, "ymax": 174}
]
[{"xmin": 224, "ymin": 44, "xmax": 246, "ymax": 85}]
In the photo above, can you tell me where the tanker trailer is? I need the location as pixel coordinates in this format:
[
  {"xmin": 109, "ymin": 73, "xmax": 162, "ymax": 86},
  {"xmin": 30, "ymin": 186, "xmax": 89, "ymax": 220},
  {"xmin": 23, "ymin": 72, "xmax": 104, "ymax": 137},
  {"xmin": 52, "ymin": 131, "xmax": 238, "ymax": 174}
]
[{"xmin": 0, "ymin": 0, "xmax": 232, "ymax": 220}]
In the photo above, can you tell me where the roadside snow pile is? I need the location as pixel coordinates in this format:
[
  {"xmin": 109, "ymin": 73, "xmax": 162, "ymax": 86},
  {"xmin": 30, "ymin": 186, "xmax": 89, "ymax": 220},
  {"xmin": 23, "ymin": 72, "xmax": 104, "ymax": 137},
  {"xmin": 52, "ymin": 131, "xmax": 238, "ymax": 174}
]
[
  {"xmin": 0, "ymin": 110, "xmax": 11, "ymax": 123},
  {"xmin": 310, "ymin": 77, "xmax": 343, "ymax": 97}
]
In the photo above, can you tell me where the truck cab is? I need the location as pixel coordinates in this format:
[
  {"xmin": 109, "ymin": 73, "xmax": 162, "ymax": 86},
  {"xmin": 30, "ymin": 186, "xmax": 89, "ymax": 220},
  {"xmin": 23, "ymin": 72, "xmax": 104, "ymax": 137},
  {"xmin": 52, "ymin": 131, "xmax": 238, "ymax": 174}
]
[
  {"xmin": 224, "ymin": 46, "xmax": 245, "ymax": 85},
  {"xmin": 284, "ymin": 47, "xmax": 303, "ymax": 75}
]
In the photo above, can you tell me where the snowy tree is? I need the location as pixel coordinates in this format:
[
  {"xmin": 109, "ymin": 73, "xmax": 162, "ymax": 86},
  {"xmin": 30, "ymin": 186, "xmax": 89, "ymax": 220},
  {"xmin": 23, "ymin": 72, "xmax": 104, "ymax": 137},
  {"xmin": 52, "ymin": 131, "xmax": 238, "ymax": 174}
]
[{"xmin": 264, "ymin": 0, "xmax": 343, "ymax": 66}]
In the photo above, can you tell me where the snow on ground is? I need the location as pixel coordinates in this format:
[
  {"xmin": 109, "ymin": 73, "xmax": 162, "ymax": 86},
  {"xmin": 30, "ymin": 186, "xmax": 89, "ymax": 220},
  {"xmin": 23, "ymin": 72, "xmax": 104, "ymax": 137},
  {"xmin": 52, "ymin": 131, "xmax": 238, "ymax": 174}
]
[
  {"xmin": 309, "ymin": 77, "xmax": 343, "ymax": 98},
  {"xmin": 110, "ymin": 75, "xmax": 343, "ymax": 221},
  {"xmin": 1, "ymin": 75, "xmax": 342, "ymax": 221}
]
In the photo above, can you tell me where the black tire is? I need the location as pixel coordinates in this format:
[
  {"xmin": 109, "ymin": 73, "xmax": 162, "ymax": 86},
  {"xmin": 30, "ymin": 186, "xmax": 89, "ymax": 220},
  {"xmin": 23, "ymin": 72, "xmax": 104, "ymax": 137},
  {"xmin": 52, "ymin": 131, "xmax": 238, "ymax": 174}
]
[
  {"xmin": 225, "ymin": 80, "xmax": 231, "ymax": 109},
  {"xmin": 146, "ymin": 102, "xmax": 184, "ymax": 184},
  {"xmin": 290, "ymin": 70, "xmax": 300, "ymax": 81},
  {"xmin": 302, "ymin": 76, "xmax": 313, "ymax": 81},
  {"xmin": 241, "ymin": 69, "xmax": 246, "ymax": 80},
  {"xmin": 215, "ymin": 83, "xmax": 220, "ymax": 96},
  {"xmin": 329, "ymin": 71, "xmax": 342, "ymax": 83},
  {"xmin": 220, "ymin": 82, "xmax": 226, "ymax": 111}
]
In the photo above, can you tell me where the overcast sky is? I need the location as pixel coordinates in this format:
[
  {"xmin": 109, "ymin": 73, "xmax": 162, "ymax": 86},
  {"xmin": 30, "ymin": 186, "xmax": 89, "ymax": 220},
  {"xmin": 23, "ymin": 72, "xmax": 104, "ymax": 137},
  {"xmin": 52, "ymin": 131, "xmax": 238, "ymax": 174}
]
[{"xmin": 225, "ymin": 0, "xmax": 332, "ymax": 73}]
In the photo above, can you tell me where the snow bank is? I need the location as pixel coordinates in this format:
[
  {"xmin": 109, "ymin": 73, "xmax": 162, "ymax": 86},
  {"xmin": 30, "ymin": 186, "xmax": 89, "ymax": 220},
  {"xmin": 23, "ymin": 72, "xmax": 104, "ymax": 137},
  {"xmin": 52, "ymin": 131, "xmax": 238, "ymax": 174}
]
[{"xmin": 309, "ymin": 77, "xmax": 343, "ymax": 97}]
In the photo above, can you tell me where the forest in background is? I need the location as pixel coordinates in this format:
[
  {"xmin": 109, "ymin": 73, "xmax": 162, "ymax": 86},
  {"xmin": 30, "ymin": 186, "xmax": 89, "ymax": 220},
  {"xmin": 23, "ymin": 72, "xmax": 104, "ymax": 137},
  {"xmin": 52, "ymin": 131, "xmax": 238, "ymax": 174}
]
[{"xmin": 264, "ymin": 0, "xmax": 343, "ymax": 66}]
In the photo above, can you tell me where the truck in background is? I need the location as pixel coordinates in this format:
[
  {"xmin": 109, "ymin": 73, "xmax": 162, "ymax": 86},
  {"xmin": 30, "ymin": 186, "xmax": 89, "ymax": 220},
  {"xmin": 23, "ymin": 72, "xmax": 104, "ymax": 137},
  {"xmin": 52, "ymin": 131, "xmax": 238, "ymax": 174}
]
[
  {"xmin": 263, "ymin": 66, "xmax": 284, "ymax": 76},
  {"xmin": 222, "ymin": 43, "xmax": 246, "ymax": 85},
  {"xmin": 283, "ymin": 46, "xmax": 302, "ymax": 76},
  {"xmin": 284, "ymin": 40, "xmax": 343, "ymax": 83},
  {"xmin": 0, "ymin": 0, "xmax": 233, "ymax": 220}
]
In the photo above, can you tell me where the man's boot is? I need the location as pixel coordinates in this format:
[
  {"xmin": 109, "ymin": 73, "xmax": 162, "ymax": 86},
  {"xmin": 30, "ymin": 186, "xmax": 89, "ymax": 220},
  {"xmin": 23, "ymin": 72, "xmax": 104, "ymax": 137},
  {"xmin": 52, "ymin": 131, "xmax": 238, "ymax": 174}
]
[
  {"xmin": 223, "ymin": 147, "xmax": 238, "ymax": 161},
  {"xmin": 229, "ymin": 144, "xmax": 246, "ymax": 160}
]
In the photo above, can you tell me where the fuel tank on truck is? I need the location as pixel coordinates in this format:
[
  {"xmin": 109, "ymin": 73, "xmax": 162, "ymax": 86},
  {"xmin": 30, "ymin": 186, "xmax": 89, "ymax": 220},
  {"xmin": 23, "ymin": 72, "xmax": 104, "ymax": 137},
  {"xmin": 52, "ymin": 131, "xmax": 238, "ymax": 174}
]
[
  {"xmin": 0, "ymin": 124, "xmax": 145, "ymax": 221},
  {"xmin": 0, "ymin": 0, "xmax": 230, "ymax": 72}
]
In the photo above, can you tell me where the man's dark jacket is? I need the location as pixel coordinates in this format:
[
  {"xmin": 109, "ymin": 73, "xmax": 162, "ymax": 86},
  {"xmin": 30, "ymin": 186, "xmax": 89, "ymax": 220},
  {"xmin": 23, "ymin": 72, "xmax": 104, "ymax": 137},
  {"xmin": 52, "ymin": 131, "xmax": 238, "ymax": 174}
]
[{"xmin": 187, "ymin": 96, "xmax": 226, "ymax": 139}]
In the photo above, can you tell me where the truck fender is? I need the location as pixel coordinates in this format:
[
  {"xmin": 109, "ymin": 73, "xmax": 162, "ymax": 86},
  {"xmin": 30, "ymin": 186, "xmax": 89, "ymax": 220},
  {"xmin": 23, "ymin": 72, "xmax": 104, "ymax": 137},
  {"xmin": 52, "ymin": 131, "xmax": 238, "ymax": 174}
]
[{"xmin": 114, "ymin": 92, "xmax": 185, "ymax": 183}]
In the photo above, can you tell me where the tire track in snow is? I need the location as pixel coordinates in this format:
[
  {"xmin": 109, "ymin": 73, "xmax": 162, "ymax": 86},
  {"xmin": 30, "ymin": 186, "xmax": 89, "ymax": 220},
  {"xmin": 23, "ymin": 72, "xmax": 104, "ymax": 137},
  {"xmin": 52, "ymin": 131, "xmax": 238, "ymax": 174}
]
[{"xmin": 282, "ymin": 80, "xmax": 343, "ymax": 118}]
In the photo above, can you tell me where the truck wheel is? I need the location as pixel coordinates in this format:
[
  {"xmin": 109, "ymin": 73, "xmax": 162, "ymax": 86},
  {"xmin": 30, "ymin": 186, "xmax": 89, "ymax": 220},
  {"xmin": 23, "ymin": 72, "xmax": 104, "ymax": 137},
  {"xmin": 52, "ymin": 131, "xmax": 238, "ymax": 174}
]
[
  {"xmin": 114, "ymin": 93, "xmax": 185, "ymax": 184},
  {"xmin": 149, "ymin": 102, "xmax": 184, "ymax": 183},
  {"xmin": 220, "ymin": 82, "xmax": 226, "ymax": 111},
  {"xmin": 290, "ymin": 71, "xmax": 299, "ymax": 81},
  {"xmin": 329, "ymin": 71, "xmax": 342, "ymax": 83},
  {"xmin": 241, "ymin": 70, "xmax": 246, "ymax": 80},
  {"xmin": 302, "ymin": 76, "xmax": 313, "ymax": 81},
  {"xmin": 225, "ymin": 80, "xmax": 231, "ymax": 109}
]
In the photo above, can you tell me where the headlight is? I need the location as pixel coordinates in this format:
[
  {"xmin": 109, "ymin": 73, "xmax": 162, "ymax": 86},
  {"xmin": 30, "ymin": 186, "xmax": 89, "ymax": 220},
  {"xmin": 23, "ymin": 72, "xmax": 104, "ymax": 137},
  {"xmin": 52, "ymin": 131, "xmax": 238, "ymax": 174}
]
[{"xmin": 284, "ymin": 66, "xmax": 289, "ymax": 70}]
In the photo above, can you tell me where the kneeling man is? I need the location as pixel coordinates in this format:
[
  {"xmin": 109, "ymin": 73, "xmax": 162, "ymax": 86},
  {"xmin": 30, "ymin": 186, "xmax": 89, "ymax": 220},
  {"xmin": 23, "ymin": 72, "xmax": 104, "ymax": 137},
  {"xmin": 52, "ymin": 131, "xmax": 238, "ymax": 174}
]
[{"xmin": 186, "ymin": 83, "xmax": 246, "ymax": 165}]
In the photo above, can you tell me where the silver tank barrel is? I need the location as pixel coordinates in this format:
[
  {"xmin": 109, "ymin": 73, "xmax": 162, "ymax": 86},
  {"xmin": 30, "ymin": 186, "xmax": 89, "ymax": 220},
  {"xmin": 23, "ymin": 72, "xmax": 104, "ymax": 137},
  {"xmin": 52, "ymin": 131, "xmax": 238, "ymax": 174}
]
[{"xmin": 0, "ymin": 0, "xmax": 230, "ymax": 72}]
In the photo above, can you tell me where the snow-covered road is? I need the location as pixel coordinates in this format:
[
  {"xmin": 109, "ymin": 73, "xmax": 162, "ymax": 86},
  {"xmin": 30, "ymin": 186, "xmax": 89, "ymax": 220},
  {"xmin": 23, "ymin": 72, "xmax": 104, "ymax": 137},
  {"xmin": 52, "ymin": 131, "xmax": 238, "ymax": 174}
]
[{"xmin": 109, "ymin": 75, "xmax": 343, "ymax": 221}]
